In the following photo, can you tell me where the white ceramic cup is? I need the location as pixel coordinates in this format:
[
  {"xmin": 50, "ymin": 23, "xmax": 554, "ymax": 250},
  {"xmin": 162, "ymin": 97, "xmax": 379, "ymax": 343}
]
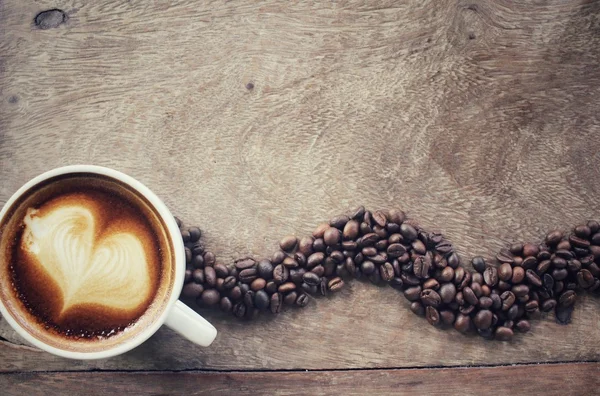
[{"xmin": 0, "ymin": 165, "xmax": 217, "ymax": 359}]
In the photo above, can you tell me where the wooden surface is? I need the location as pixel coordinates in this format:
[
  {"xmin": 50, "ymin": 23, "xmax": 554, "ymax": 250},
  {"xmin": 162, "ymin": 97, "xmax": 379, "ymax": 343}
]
[{"xmin": 1, "ymin": 0, "xmax": 600, "ymax": 393}]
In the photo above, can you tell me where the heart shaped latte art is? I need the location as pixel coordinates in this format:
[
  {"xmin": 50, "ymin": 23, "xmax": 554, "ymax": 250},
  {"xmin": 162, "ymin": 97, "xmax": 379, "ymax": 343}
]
[{"xmin": 21, "ymin": 203, "xmax": 152, "ymax": 316}]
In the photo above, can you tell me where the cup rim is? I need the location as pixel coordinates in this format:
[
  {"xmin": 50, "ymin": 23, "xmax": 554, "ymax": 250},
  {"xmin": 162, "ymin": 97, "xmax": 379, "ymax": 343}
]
[{"xmin": 0, "ymin": 165, "xmax": 185, "ymax": 359}]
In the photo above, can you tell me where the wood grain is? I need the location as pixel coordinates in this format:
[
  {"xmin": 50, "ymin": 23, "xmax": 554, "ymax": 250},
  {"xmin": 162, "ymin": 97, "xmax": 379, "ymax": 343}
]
[
  {"xmin": 2, "ymin": 363, "xmax": 599, "ymax": 396},
  {"xmin": 1, "ymin": 0, "xmax": 600, "ymax": 372}
]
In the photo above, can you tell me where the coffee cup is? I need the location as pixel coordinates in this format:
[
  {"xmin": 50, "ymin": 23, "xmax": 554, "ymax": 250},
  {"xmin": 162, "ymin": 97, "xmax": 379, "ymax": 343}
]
[{"xmin": 0, "ymin": 165, "xmax": 217, "ymax": 359}]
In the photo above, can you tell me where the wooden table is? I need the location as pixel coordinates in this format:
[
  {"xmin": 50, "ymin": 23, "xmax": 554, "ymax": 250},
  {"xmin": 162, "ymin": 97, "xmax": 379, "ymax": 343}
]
[{"xmin": 2, "ymin": 1, "xmax": 600, "ymax": 394}]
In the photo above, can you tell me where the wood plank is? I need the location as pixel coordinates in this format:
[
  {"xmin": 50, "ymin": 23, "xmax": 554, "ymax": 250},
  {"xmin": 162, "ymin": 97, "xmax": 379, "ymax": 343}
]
[
  {"xmin": 1, "ymin": 0, "xmax": 600, "ymax": 372},
  {"xmin": 2, "ymin": 363, "xmax": 599, "ymax": 396}
]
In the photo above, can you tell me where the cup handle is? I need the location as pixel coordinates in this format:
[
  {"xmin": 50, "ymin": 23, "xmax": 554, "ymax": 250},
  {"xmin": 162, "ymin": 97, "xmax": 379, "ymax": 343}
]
[{"xmin": 164, "ymin": 300, "xmax": 217, "ymax": 347}]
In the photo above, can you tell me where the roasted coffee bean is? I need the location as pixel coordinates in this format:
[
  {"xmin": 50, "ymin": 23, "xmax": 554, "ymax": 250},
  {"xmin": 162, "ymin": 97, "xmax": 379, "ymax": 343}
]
[
  {"xmin": 387, "ymin": 243, "xmax": 407, "ymax": 258},
  {"xmin": 250, "ymin": 278, "xmax": 266, "ymax": 291},
  {"xmin": 223, "ymin": 275, "xmax": 237, "ymax": 289},
  {"xmin": 491, "ymin": 293, "xmax": 502, "ymax": 310},
  {"xmin": 270, "ymin": 293, "xmax": 283, "ymax": 313},
  {"xmin": 303, "ymin": 272, "xmax": 321, "ymax": 286},
  {"xmin": 278, "ymin": 282, "xmax": 296, "ymax": 293},
  {"xmin": 182, "ymin": 283, "xmax": 204, "ymax": 298},
  {"xmin": 555, "ymin": 304, "xmax": 574, "ymax": 325},
  {"xmin": 404, "ymin": 286, "xmax": 422, "ymax": 301},
  {"xmin": 521, "ymin": 256, "xmax": 537, "ymax": 270},
  {"xmin": 290, "ymin": 268, "xmax": 306, "ymax": 284},
  {"xmin": 273, "ymin": 264, "xmax": 289, "ymax": 284},
  {"xmin": 350, "ymin": 205, "xmax": 366, "ymax": 220},
  {"xmin": 313, "ymin": 223, "xmax": 330, "ymax": 239},
  {"xmin": 387, "ymin": 208, "xmax": 405, "ymax": 225},
  {"xmin": 543, "ymin": 273, "xmax": 555, "ymax": 291},
  {"xmin": 233, "ymin": 302, "xmax": 246, "ymax": 318},
  {"xmin": 588, "ymin": 220, "xmax": 600, "ymax": 234},
  {"xmin": 459, "ymin": 304, "xmax": 475, "ymax": 315},
  {"xmin": 362, "ymin": 247, "xmax": 377, "ymax": 256},
  {"xmin": 525, "ymin": 269, "xmax": 542, "ymax": 287},
  {"xmin": 454, "ymin": 314, "xmax": 471, "ymax": 333},
  {"xmin": 439, "ymin": 310, "xmax": 456, "ymax": 326},
  {"xmin": 254, "ymin": 259, "xmax": 273, "ymax": 280},
  {"xmin": 455, "ymin": 291, "xmax": 465, "ymax": 306},
  {"xmin": 214, "ymin": 263, "xmax": 229, "ymax": 278},
  {"xmin": 559, "ymin": 290, "xmax": 576, "ymax": 307},
  {"xmin": 243, "ymin": 290, "xmax": 256, "ymax": 308},
  {"xmin": 447, "ymin": 252, "xmax": 460, "ymax": 269},
  {"xmin": 201, "ymin": 289, "xmax": 220, "ymax": 306},
  {"xmin": 342, "ymin": 241, "xmax": 358, "ymax": 252},
  {"xmin": 554, "ymin": 280, "xmax": 565, "ymax": 294},
  {"xmin": 307, "ymin": 252, "xmax": 325, "ymax": 269},
  {"xmin": 372, "ymin": 210, "xmax": 387, "ymax": 227},
  {"xmin": 498, "ymin": 263, "xmax": 513, "ymax": 281},
  {"xmin": 472, "ymin": 273, "xmax": 483, "ymax": 285},
  {"xmin": 588, "ymin": 263, "xmax": 600, "ymax": 277},
  {"xmin": 420, "ymin": 289, "xmax": 442, "ymax": 307},
  {"xmin": 512, "ymin": 284, "xmax": 529, "ymax": 297},
  {"xmin": 495, "ymin": 327, "xmax": 513, "ymax": 341},
  {"xmin": 577, "ymin": 269, "xmax": 595, "ymax": 289},
  {"xmin": 229, "ymin": 286, "xmax": 243, "ymax": 301},
  {"xmin": 454, "ymin": 266, "xmax": 465, "ymax": 285},
  {"xmin": 570, "ymin": 234, "xmax": 590, "ymax": 248},
  {"xmin": 343, "ymin": 220, "xmax": 360, "ymax": 240},
  {"xmin": 592, "ymin": 232, "xmax": 600, "ymax": 245},
  {"xmin": 497, "ymin": 280, "xmax": 511, "ymax": 291},
  {"xmin": 265, "ymin": 281, "xmax": 278, "ymax": 294},
  {"xmin": 522, "ymin": 243, "xmax": 539, "ymax": 258},
  {"xmin": 284, "ymin": 291, "xmax": 298, "ymax": 305},
  {"xmin": 373, "ymin": 225, "xmax": 388, "ymax": 239},
  {"xmin": 192, "ymin": 254, "xmax": 205, "ymax": 269},
  {"xmin": 254, "ymin": 290, "xmax": 270, "ymax": 311},
  {"xmin": 361, "ymin": 260, "xmax": 376, "ymax": 275},
  {"xmin": 323, "ymin": 227, "xmax": 341, "ymax": 246},
  {"xmin": 479, "ymin": 296, "xmax": 493, "ymax": 309},
  {"xmin": 425, "ymin": 306, "xmax": 440, "ymax": 326},
  {"xmin": 463, "ymin": 287, "xmax": 478, "ymax": 306},
  {"xmin": 184, "ymin": 269, "xmax": 192, "ymax": 284},
  {"xmin": 390, "ymin": 277, "xmax": 404, "ymax": 289},
  {"xmin": 219, "ymin": 296, "xmax": 233, "ymax": 313},
  {"xmin": 296, "ymin": 293, "xmax": 309, "ymax": 307},
  {"xmin": 509, "ymin": 243, "xmax": 524, "ymax": 255},
  {"xmin": 204, "ymin": 266, "xmax": 217, "ymax": 287},
  {"xmin": 298, "ymin": 236, "xmax": 315, "ymax": 256},
  {"xmin": 380, "ymin": 262, "xmax": 395, "ymax": 282},
  {"xmin": 471, "ymin": 282, "xmax": 482, "ymax": 298},
  {"xmin": 423, "ymin": 278, "xmax": 440, "ymax": 290},
  {"xmin": 239, "ymin": 268, "xmax": 258, "ymax": 283},
  {"xmin": 551, "ymin": 256, "xmax": 567, "ymax": 269},
  {"xmin": 294, "ymin": 252, "xmax": 307, "ymax": 267},
  {"xmin": 483, "ymin": 266, "xmax": 498, "ymax": 287},
  {"xmin": 414, "ymin": 256, "xmax": 431, "ymax": 279},
  {"xmin": 412, "ymin": 240, "xmax": 427, "ymax": 255},
  {"xmin": 371, "ymin": 253, "xmax": 388, "ymax": 265},
  {"xmin": 184, "ymin": 247, "xmax": 193, "ymax": 265},
  {"xmin": 481, "ymin": 285, "xmax": 491, "ymax": 297},
  {"xmin": 180, "ymin": 229, "xmax": 191, "ymax": 243},
  {"xmin": 459, "ymin": 270, "xmax": 472, "ymax": 290},
  {"xmin": 439, "ymin": 267, "xmax": 455, "ymax": 283},
  {"xmin": 496, "ymin": 249, "xmax": 514, "ymax": 264},
  {"xmin": 435, "ymin": 241, "xmax": 453, "ymax": 256},
  {"xmin": 279, "ymin": 235, "xmax": 298, "ymax": 253},
  {"xmin": 272, "ymin": 250, "xmax": 286, "ymax": 265},
  {"xmin": 329, "ymin": 215, "xmax": 349, "ymax": 229},
  {"xmin": 328, "ymin": 277, "xmax": 344, "ymax": 292},
  {"xmin": 410, "ymin": 301, "xmax": 425, "ymax": 316},
  {"xmin": 473, "ymin": 310, "xmax": 493, "ymax": 330},
  {"xmin": 557, "ymin": 240, "xmax": 572, "ymax": 251},
  {"xmin": 536, "ymin": 260, "xmax": 551, "ymax": 275},
  {"xmin": 311, "ymin": 265, "xmax": 325, "ymax": 277},
  {"xmin": 501, "ymin": 291, "xmax": 516, "ymax": 311},
  {"xmin": 552, "ymin": 268, "xmax": 568, "ymax": 281},
  {"xmin": 204, "ymin": 252, "xmax": 216, "ymax": 267},
  {"xmin": 512, "ymin": 267, "xmax": 525, "ymax": 284},
  {"xmin": 301, "ymin": 282, "xmax": 318, "ymax": 294},
  {"xmin": 507, "ymin": 304, "xmax": 519, "ymax": 320},
  {"xmin": 545, "ymin": 230, "xmax": 564, "ymax": 246},
  {"xmin": 282, "ymin": 256, "xmax": 299, "ymax": 269},
  {"xmin": 400, "ymin": 223, "xmax": 418, "ymax": 241},
  {"xmin": 235, "ymin": 258, "xmax": 256, "ymax": 271},
  {"xmin": 345, "ymin": 257, "xmax": 357, "ymax": 274},
  {"xmin": 192, "ymin": 268, "xmax": 205, "ymax": 284}
]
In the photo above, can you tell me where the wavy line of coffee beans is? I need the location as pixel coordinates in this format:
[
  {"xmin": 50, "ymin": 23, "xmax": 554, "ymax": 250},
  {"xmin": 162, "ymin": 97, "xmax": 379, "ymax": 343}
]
[{"xmin": 176, "ymin": 207, "xmax": 600, "ymax": 341}]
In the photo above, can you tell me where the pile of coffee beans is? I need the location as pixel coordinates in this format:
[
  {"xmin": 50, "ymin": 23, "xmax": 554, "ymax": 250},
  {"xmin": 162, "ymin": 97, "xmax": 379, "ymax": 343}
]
[{"xmin": 177, "ymin": 207, "xmax": 600, "ymax": 341}]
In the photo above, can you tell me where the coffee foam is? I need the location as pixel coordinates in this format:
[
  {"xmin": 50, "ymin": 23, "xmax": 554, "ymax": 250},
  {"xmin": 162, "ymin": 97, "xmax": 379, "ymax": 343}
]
[{"xmin": 21, "ymin": 197, "xmax": 152, "ymax": 317}]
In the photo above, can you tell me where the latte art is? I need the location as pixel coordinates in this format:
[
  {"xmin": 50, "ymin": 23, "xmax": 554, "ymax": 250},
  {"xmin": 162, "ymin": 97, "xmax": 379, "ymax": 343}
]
[{"xmin": 22, "ymin": 203, "xmax": 152, "ymax": 316}]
